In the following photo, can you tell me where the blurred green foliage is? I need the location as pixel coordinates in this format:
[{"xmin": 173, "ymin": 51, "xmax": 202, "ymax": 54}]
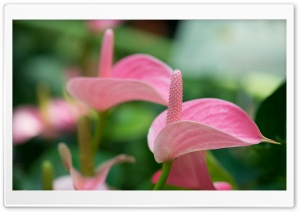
[{"xmin": 13, "ymin": 20, "xmax": 286, "ymax": 190}]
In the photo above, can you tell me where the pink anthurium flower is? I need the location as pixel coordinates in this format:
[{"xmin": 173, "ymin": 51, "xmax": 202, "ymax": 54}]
[
  {"xmin": 87, "ymin": 20, "xmax": 124, "ymax": 33},
  {"xmin": 56, "ymin": 143, "xmax": 135, "ymax": 190},
  {"xmin": 13, "ymin": 99, "xmax": 87, "ymax": 144},
  {"xmin": 67, "ymin": 29, "xmax": 173, "ymax": 112},
  {"xmin": 13, "ymin": 106, "xmax": 44, "ymax": 144},
  {"xmin": 148, "ymin": 69, "xmax": 277, "ymax": 190}
]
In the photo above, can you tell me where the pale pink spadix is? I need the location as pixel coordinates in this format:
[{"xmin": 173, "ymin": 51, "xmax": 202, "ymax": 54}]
[
  {"xmin": 67, "ymin": 29, "xmax": 173, "ymax": 112},
  {"xmin": 58, "ymin": 143, "xmax": 135, "ymax": 190},
  {"xmin": 166, "ymin": 69, "xmax": 182, "ymax": 125}
]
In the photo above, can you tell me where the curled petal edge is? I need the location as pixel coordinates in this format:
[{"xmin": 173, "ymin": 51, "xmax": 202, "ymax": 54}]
[
  {"xmin": 153, "ymin": 121, "xmax": 263, "ymax": 163},
  {"xmin": 67, "ymin": 78, "xmax": 169, "ymax": 111}
]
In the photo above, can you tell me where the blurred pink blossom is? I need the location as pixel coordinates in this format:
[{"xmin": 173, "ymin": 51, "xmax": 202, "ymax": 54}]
[
  {"xmin": 54, "ymin": 175, "xmax": 110, "ymax": 190},
  {"xmin": 13, "ymin": 99, "xmax": 87, "ymax": 145},
  {"xmin": 87, "ymin": 20, "xmax": 124, "ymax": 33},
  {"xmin": 55, "ymin": 143, "xmax": 134, "ymax": 190},
  {"xmin": 67, "ymin": 29, "xmax": 173, "ymax": 112}
]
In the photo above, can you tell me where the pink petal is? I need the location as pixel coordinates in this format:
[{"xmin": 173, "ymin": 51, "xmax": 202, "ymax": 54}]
[
  {"xmin": 153, "ymin": 120, "xmax": 262, "ymax": 162},
  {"xmin": 152, "ymin": 151, "xmax": 216, "ymax": 190},
  {"xmin": 85, "ymin": 154, "xmax": 135, "ymax": 190},
  {"xmin": 53, "ymin": 176, "xmax": 110, "ymax": 190},
  {"xmin": 113, "ymin": 54, "xmax": 173, "ymax": 102},
  {"xmin": 99, "ymin": 29, "xmax": 114, "ymax": 77},
  {"xmin": 213, "ymin": 182, "xmax": 232, "ymax": 190},
  {"xmin": 13, "ymin": 106, "xmax": 44, "ymax": 144},
  {"xmin": 47, "ymin": 99, "xmax": 86, "ymax": 132},
  {"xmin": 67, "ymin": 54, "xmax": 172, "ymax": 111},
  {"xmin": 148, "ymin": 98, "xmax": 263, "ymax": 156},
  {"xmin": 53, "ymin": 176, "xmax": 75, "ymax": 190},
  {"xmin": 58, "ymin": 143, "xmax": 134, "ymax": 190},
  {"xmin": 67, "ymin": 78, "xmax": 169, "ymax": 111}
]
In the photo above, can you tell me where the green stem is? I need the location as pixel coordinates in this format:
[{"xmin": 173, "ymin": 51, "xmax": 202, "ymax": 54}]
[
  {"xmin": 37, "ymin": 83, "xmax": 50, "ymax": 127},
  {"xmin": 92, "ymin": 111, "xmax": 108, "ymax": 154},
  {"xmin": 78, "ymin": 116, "xmax": 94, "ymax": 176},
  {"xmin": 153, "ymin": 161, "xmax": 173, "ymax": 190},
  {"xmin": 41, "ymin": 160, "xmax": 54, "ymax": 190}
]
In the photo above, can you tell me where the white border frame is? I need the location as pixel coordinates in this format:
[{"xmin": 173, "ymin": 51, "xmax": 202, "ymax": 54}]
[{"xmin": 4, "ymin": 4, "xmax": 294, "ymax": 207}]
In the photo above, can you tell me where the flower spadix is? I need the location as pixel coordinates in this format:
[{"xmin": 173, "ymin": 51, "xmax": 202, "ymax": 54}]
[
  {"xmin": 67, "ymin": 29, "xmax": 173, "ymax": 112},
  {"xmin": 57, "ymin": 143, "xmax": 135, "ymax": 190}
]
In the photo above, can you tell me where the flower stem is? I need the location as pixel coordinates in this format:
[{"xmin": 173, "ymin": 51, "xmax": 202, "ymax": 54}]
[
  {"xmin": 153, "ymin": 161, "xmax": 173, "ymax": 190},
  {"xmin": 78, "ymin": 116, "xmax": 94, "ymax": 176},
  {"xmin": 92, "ymin": 111, "xmax": 108, "ymax": 154},
  {"xmin": 41, "ymin": 160, "xmax": 54, "ymax": 190},
  {"xmin": 37, "ymin": 83, "xmax": 50, "ymax": 127}
]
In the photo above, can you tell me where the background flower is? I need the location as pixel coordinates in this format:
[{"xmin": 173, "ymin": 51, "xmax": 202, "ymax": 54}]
[
  {"xmin": 57, "ymin": 143, "xmax": 135, "ymax": 190},
  {"xmin": 67, "ymin": 29, "xmax": 173, "ymax": 112},
  {"xmin": 87, "ymin": 20, "xmax": 124, "ymax": 33},
  {"xmin": 13, "ymin": 99, "xmax": 87, "ymax": 144}
]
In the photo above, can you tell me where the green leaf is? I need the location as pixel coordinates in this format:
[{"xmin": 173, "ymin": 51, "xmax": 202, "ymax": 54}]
[
  {"xmin": 114, "ymin": 26, "xmax": 172, "ymax": 62},
  {"xmin": 22, "ymin": 56, "xmax": 65, "ymax": 96},
  {"xmin": 15, "ymin": 20, "xmax": 173, "ymax": 62},
  {"xmin": 14, "ymin": 20, "xmax": 89, "ymax": 39},
  {"xmin": 106, "ymin": 102, "xmax": 157, "ymax": 142},
  {"xmin": 250, "ymin": 81, "xmax": 286, "ymax": 190},
  {"xmin": 206, "ymin": 151, "xmax": 238, "ymax": 190},
  {"xmin": 255, "ymin": 81, "xmax": 286, "ymax": 142}
]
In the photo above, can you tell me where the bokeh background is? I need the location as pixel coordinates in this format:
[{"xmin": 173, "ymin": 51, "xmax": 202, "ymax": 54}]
[{"xmin": 13, "ymin": 20, "xmax": 286, "ymax": 190}]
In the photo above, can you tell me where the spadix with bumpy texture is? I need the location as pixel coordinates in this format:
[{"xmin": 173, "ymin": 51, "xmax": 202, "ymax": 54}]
[
  {"xmin": 67, "ymin": 29, "xmax": 173, "ymax": 112},
  {"xmin": 166, "ymin": 69, "xmax": 182, "ymax": 125}
]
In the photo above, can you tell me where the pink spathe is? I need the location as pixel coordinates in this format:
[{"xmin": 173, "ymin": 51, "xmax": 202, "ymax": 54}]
[
  {"xmin": 152, "ymin": 152, "xmax": 217, "ymax": 190},
  {"xmin": 151, "ymin": 152, "xmax": 232, "ymax": 190},
  {"xmin": 58, "ymin": 143, "xmax": 135, "ymax": 190},
  {"xmin": 148, "ymin": 98, "xmax": 266, "ymax": 163},
  {"xmin": 67, "ymin": 29, "xmax": 172, "ymax": 112}
]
